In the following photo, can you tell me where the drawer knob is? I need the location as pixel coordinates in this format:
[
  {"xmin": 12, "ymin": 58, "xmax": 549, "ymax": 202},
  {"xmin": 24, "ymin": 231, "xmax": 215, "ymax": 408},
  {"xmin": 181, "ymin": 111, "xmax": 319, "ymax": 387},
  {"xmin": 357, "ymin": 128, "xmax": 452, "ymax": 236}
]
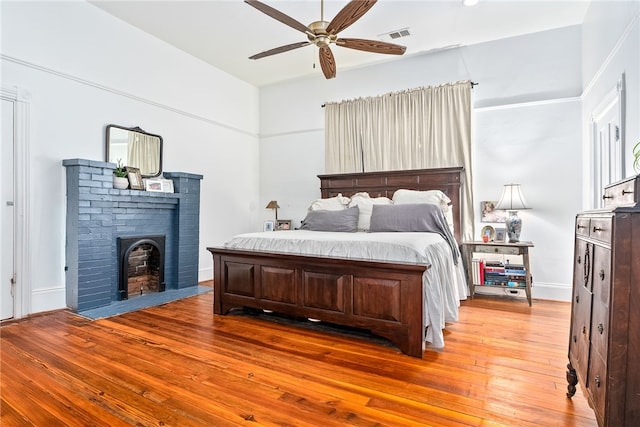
[
  {"xmin": 599, "ymin": 269, "xmax": 605, "ymax": 281},
  {"xmin": 622, "ymin": 189, "xmax": 633, "ymax": 195},
  {"xmin": 582, "ymin": 325, "xmax": 586, "ymax": 335},
  {"xmin": 598, "ymin": 323, "xmax": 604, "ymax": 334},
  {"xmin": 575, "ymin": 295, "xmax": 580, "ymax": 303},
  {"xmin": 602, "ymin": 195, "xmax": 613, "ymax": 199},
  {"xmin": 594, "ymin": 375, "xmax": 601, "ymax": 387},
  {"xmin": 593, "ymin": 226, "xmax": 604, "ymax": 232},
  {"xmin": 577, "ymin": 255, "xmax": 582, "ymax": 264},
  {"xmin": 573, "ymin": 335, "xmax": 577, "ymax": 343},
  {"xmin": 577, "ymin": 224, "xmax": 587, "ymax": 230}
]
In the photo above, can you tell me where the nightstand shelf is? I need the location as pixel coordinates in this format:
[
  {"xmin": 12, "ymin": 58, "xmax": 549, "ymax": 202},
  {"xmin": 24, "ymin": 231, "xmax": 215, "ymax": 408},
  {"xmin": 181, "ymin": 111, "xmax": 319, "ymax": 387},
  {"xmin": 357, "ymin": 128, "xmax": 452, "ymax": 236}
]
[{"xmin": 460, "ymin": 241, "xmax": 534, "ymax": 306}]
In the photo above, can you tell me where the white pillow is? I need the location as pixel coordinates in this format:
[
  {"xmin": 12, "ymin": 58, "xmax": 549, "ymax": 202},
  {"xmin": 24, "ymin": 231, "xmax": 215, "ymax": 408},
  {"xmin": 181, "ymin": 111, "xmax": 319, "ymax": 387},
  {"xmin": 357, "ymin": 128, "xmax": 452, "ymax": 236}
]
[
  {"xmin": 392, "ymin": 189, "xmax": 455, "ymax": 234},
  {"xmin": 348, "ymin": 192, "xmax": 392, "ymax": 231},
  {"xmin": 308, "ymin": 193, "xmax": 350, "ymax": 211}
]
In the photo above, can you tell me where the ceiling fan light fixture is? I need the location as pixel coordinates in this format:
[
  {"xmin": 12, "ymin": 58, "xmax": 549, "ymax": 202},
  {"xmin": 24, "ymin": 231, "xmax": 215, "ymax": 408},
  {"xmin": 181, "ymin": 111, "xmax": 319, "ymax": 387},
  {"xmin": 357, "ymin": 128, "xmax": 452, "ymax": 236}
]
[{"xmin": 246, "ymin": 0, "xmax": 407, "ymax": 79}]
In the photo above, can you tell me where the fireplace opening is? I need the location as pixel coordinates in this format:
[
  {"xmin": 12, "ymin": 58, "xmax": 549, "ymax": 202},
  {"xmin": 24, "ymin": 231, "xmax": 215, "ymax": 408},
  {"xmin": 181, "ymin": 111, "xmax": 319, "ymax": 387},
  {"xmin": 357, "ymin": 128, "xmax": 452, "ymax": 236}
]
[{"xmin": 117, "ymin": 235, "xmax": 166, "ymax": 300}]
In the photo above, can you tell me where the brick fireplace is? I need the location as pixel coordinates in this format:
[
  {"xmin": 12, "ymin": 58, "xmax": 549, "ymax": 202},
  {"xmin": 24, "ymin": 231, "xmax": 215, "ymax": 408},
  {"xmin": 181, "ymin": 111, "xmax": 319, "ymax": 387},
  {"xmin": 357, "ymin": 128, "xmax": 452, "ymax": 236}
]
[{"xmin": 63, "ymin": 159, "xmax": 203, "ymax": 312}]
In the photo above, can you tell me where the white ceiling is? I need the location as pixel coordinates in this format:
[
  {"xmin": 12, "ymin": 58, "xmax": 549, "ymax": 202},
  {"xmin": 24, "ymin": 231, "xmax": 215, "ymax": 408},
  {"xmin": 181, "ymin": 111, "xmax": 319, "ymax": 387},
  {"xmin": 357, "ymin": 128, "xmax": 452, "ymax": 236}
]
[{"xmin": 90, "ymin": 0, "xmax": 591, "ymax": 87}]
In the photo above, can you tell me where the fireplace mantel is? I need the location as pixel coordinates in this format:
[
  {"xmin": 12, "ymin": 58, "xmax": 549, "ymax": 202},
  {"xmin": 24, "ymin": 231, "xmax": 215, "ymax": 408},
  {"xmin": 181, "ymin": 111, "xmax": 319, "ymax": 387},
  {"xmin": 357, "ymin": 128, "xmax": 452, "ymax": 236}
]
[{"xmin": 63, "ymin": 159, "xmax": 203, "ymax": 312}]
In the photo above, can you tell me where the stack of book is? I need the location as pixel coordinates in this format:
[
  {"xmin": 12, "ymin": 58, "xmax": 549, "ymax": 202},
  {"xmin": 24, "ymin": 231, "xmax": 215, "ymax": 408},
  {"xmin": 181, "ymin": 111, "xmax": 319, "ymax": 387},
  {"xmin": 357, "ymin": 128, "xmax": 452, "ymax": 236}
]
[{"xmin": 472, "ymin": 261, "xmax": 526, "ymax": 287}]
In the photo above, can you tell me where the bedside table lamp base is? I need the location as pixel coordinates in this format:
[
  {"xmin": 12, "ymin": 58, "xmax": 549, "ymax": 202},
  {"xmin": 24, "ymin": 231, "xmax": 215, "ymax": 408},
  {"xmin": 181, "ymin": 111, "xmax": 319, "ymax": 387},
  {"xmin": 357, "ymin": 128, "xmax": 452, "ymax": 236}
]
[
  {"xmin": 495, "ymin": 184, "xmax": 530, "ymax": 244},
  {"xmin": 505, "ymin": 210, "xmax": 522, "ymax": 243}
]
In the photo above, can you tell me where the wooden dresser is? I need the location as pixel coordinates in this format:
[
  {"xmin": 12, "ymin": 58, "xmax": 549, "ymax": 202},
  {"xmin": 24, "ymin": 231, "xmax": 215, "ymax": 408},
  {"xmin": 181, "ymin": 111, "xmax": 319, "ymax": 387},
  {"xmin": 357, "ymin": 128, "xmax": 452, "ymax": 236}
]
[{"xmin": 566, "ymin": 174, "xmax": 640, "ymax": 426}]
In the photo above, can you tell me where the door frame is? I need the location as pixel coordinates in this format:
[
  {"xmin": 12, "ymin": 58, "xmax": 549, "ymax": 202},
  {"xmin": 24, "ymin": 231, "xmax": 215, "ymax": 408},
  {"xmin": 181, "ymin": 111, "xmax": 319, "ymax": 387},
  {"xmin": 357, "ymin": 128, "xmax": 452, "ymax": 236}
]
[{"xmin": 1, "ymin": 86, "xmax": 31, "ymax": 319}]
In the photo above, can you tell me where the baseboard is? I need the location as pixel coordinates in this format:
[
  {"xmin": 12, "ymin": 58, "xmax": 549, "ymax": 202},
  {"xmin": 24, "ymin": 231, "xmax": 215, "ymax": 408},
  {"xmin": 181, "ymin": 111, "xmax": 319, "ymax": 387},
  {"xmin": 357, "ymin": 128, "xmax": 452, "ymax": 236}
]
[
  {"xmin": 31, "ymin": 286, "xmax": 66, "ymax": 314},
  {"xmin": 199, "ymin": 266, "xmax": 213, "ymax": 282}
]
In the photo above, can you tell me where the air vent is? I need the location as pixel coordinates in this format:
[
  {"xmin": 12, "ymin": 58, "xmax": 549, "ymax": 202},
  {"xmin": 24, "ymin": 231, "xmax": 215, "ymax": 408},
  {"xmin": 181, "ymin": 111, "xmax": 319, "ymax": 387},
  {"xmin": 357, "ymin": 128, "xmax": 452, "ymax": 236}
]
[{"xmin": 378, "ymin": 28, "xmax": 411, "ymax": 42}]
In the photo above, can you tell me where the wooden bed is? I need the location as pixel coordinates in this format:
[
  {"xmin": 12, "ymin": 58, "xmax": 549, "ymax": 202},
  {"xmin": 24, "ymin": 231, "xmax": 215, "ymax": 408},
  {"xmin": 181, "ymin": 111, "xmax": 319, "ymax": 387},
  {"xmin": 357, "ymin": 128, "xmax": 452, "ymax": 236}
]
[{"xmin": 208, "ymin": 167, "xmax": 463, "ymax": 358}]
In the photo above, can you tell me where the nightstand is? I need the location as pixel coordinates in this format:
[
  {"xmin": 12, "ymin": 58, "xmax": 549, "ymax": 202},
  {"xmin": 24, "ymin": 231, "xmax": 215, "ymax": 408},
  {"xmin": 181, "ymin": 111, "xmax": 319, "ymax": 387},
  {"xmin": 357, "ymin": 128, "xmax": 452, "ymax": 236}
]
[{"xmin": 460, "ymin": 241, "xmax": 534, "ymax": 306}]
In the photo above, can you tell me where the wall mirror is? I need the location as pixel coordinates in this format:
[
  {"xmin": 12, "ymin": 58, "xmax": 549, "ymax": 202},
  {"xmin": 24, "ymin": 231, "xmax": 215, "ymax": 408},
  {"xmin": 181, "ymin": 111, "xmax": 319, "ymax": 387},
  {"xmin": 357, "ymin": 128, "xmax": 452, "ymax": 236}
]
[{"xmin": 106, "ymin": 124, "xmax": 163, "ymax": 177}]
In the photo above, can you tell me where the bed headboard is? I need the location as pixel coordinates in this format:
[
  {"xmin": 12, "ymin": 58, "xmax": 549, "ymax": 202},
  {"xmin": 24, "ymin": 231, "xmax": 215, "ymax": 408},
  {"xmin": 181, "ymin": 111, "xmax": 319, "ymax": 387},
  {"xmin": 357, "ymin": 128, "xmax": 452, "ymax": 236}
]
[{"xmin": 318, "ymin": 167, "xmax": 464, "ymax": 242}]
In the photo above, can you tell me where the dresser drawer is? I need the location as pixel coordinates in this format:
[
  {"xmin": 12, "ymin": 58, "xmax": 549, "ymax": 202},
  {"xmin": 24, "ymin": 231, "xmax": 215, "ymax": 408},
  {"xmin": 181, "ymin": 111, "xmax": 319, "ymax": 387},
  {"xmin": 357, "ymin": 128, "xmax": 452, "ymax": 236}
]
[
  {"xmin": 603, "ymin": 175, "xmax": 638, "ymax": 208},
  {"xmin": 589, "ymin": 217, "xmax": 612, "ymax": 243},
  {"xmin": 575, "ymin": 217, "xmax": 590, "ymax": 237}
]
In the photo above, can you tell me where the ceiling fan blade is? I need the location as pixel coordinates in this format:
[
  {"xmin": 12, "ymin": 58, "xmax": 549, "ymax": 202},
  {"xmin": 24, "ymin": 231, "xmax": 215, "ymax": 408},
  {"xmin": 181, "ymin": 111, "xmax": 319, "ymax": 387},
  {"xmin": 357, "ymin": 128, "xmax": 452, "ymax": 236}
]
[
  {"xmin": 337, "ymin": 38, "xmax": 406, "ymax": 55},
  {"xmin": 245, "ymin": 0, "xmax": 309, "ymax": 34},
  {"xmin": 319, "ymin": 46, "xmax": 336, "ymax": 79},
  {"xmin": 249, "ymin": 41, "xmax": 312, "ymax": 60},
  {"xmin": 326, "ymin": 0, "xmax": 377, "ymax": 35}
]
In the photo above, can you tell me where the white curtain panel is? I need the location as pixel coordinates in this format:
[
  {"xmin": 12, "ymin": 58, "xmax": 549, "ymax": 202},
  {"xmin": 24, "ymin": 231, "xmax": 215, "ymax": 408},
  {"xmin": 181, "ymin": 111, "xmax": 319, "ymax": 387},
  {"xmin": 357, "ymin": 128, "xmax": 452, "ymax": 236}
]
[
  {"xmin": 325, "ymin": 81, "xmax": 474, "ymax": 240},
  {"xmin": 128, "ymin": 132, "xmax": 160, "ymax": 175}
]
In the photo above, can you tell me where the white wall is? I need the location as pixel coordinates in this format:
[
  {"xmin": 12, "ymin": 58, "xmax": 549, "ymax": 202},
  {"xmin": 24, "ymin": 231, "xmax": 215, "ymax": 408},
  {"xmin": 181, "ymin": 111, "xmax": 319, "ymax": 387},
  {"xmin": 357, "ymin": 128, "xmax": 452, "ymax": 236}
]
[
  {"xmin": 1, "ymin": 1, "xmax": 260, "ymax": 314},
  {"xmin": 581, "ymin": 1, "xmax": 640, "ymax": 206},
  {"xmin": 258, "ymin": 26, "xmax": 584, "ymax": 301}
]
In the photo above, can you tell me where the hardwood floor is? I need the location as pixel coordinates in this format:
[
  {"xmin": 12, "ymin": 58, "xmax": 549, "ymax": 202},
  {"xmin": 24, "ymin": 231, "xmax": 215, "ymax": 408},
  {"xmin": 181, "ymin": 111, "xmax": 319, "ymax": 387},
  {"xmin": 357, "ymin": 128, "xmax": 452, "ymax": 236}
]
[{"xmin": 1, "ymin": 287, "xmax": 597, "ymax": 426}]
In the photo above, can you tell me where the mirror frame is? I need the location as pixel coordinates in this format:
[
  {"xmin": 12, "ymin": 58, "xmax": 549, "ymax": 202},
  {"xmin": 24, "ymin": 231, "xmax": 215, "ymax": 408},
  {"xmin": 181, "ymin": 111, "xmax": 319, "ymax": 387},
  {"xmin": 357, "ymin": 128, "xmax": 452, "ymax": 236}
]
[{"xmin": 105, "ymin": 124, "xmax": 163, "ymax": 178}]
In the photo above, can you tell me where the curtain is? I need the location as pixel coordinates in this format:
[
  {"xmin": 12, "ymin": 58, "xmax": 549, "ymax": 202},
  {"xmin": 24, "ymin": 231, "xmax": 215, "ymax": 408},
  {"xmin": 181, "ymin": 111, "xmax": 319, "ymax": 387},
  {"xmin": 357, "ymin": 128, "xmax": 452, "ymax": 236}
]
[
  {"xmin": 128, "ymin": 132, "xmax": 160, "ymax": 175},
  {"xmin": 324, "ymin": 81, "xmax": 474, "ymax": 240}
]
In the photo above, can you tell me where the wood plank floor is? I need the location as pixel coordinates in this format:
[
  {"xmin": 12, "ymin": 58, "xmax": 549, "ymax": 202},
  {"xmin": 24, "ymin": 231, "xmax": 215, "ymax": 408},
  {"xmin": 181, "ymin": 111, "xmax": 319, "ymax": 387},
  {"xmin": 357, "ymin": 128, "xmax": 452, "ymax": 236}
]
[{"xmin": 1, "ymin": 286, "xmax": 597, "ymax": 426}]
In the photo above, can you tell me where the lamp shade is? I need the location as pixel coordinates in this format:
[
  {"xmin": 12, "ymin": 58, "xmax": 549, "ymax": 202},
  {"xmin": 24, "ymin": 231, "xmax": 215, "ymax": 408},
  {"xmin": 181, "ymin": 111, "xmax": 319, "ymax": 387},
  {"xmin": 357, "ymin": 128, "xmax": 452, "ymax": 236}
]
[
  {"xmin": 265, "ymin": 200, "xmax": 280, "ymax": 209},
  {"xmin": 494, "ymin": 184, "xmax": 530, "ymax": 211}
]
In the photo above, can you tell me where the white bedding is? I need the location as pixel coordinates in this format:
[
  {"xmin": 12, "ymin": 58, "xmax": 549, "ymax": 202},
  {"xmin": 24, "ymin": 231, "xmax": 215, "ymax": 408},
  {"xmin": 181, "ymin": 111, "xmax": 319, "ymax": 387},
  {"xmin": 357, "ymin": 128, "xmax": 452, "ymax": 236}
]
[{"xmin": 223, "ymin": 230, "xmax": 468, "ymax": 348}]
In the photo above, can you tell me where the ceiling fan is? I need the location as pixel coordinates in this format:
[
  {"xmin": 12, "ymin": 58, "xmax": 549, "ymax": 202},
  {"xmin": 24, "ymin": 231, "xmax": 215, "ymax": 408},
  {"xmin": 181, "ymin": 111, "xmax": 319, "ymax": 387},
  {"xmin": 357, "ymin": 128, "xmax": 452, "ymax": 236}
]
[{"xmin": 245, "ymin": 0, "xmax": 407, "ymax": 79}]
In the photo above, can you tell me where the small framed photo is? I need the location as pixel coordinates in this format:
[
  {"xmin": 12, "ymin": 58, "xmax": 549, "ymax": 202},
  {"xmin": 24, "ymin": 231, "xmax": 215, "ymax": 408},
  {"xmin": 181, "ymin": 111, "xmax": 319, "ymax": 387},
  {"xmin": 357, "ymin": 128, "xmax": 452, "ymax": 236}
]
[
  {"xmin": 125, "ymin": 167, "xmax": 144, "ymax": 190},
  {"xmin": 481, "ymin": 225, "xmax": 495, "ymax": 242},
  {"xmin": 144, "ymin": 178, "xmax": 164, "ymax": 192},
  {"xmin": 144, "ymin": 178, "xmax": 174, "ymax": 193},
  {"xmin": 263, "ymin": 220, "xmax": 275, "ymax": 232},
  {"xmin": 494, "ymin": 227, "xmax": 507, "ymax": 243},
  {"xmin": 276, "ymin": 219, "xmax": 292, "ymax": 231}
]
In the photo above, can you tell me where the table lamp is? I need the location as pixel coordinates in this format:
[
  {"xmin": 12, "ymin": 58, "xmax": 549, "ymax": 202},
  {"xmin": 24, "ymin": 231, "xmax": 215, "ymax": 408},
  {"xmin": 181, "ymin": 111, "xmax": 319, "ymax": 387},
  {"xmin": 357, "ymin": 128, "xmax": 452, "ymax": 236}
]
[
  {"xmin": 265, "ymin": 200, "xmax": 280, "ymax": 221},
  {"xmin": 494, "ymin": 184, "xmax": 530, "ymax": 243}
]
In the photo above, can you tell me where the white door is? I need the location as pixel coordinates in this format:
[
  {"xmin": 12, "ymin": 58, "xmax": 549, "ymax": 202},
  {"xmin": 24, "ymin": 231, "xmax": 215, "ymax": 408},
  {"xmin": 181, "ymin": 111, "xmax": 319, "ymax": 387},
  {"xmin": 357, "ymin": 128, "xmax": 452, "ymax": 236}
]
[
  {"xmin": 592, "ymin": 84, "xmax": 623, "ymax": 208},
  {"xmin": 1, "ymin": 98, "xmax": 15, "ymax": 320}
]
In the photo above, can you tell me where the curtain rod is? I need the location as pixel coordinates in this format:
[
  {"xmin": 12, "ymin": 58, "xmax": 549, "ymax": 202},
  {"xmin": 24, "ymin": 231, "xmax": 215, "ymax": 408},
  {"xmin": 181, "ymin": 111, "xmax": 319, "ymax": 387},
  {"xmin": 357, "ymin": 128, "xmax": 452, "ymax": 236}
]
[{"xmin": 321, "ymin": 81, "xmax": 479, "ymax": 107}]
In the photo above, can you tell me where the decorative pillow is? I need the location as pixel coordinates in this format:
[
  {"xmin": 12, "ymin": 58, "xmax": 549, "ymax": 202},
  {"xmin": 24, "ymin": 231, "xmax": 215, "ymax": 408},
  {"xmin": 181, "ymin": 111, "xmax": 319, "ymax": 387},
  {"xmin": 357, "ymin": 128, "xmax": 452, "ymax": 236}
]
[
  {"xmin": 299, "ymin": 206, "xmax": 359, "ymax": 232},
  {"xmin": 348, "ymin": 192, "xmax": 392, "ymax": 231},
  {"xmin": 392, "ymin": 189, "xmax": 454, "ymax": 234},
  {"xmin": 308, "ymin": 193, "xmax": 350, "ymax": 211}
]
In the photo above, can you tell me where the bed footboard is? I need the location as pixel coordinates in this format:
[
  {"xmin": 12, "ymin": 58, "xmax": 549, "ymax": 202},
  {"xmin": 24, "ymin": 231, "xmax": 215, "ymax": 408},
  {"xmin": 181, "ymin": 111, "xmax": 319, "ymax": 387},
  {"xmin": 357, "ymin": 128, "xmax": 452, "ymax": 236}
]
[{"xmin": 208, "ymin": 247, "xmax": 429, "ymax": 358}]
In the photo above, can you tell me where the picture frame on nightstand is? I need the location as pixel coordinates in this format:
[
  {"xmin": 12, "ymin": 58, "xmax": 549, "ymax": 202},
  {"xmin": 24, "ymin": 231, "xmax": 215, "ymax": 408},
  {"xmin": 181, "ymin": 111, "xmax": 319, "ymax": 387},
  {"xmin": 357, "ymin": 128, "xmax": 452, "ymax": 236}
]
[
  {"xmin": 480, "ymin": 225, "xmax": 495, "ymax": 242},
  {"xmin": 276, "ymin": 219, "xmax": 292, "ymax": 230},
  {"xmin": 494, "ymin": 227, "xmax": 506, "ymax": 242},
  {"xmin": 263, "ymin": 220, "xmax": 275, "ymax": 232}
]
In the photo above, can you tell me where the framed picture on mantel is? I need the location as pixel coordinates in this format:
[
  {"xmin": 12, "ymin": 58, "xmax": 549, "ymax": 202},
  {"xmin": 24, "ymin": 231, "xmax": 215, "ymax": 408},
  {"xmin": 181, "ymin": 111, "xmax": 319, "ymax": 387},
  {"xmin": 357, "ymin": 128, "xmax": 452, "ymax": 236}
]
[{"xmin": 126, "ymin": 167, "xmax": 144, "ymax": 190}]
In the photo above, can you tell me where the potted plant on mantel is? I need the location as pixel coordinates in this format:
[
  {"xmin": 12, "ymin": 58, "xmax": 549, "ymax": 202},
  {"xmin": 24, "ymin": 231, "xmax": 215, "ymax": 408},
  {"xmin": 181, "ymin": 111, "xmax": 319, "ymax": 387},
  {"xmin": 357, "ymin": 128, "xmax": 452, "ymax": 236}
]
[{"xmin": 113, "ymin": 159, "xmax": 129, "ymax": 189}]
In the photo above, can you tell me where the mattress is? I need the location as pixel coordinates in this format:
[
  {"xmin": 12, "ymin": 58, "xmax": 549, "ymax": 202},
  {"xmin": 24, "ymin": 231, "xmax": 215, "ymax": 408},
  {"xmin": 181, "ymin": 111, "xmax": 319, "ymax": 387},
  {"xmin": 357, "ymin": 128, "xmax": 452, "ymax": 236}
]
[{"xmin": 223, "ymin": 230, "xmax": 468, "ymax": 348}]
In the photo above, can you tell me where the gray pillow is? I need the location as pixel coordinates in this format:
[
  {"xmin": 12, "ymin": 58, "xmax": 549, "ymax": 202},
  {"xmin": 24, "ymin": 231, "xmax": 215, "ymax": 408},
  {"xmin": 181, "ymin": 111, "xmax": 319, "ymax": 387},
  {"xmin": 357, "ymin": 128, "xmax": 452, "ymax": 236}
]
[{"xmin": 299, "ymin": 206, "xmax": 359, "ymax": 232}]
